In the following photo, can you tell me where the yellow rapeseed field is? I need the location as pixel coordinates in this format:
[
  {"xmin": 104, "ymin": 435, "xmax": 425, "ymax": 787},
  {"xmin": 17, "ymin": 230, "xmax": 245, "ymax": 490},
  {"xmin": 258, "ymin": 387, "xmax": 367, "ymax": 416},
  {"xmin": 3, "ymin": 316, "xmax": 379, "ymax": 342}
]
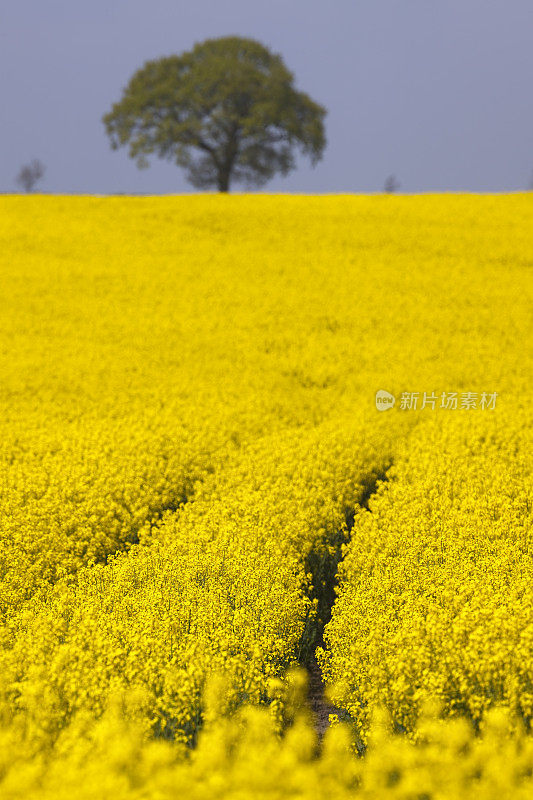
[{"xmin": 0, "ymin": 194, "xmax": 531, "ymax": 798}]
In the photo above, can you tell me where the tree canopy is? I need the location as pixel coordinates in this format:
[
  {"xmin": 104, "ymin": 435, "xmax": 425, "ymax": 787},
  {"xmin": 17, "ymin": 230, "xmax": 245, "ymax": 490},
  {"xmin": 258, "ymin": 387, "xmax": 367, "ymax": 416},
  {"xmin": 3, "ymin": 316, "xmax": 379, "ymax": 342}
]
[
  {"xmin": 103, "ymin": 36, "xmax": 327, "ymax": 192},
  {"xmin": 16, "ymin": 159, "xmax": 45, "ymax": 193}
]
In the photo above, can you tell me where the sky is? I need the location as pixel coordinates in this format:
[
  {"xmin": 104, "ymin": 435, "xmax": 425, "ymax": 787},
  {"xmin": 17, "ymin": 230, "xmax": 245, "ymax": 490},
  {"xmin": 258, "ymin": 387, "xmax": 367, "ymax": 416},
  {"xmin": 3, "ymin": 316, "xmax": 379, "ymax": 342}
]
[{"xmin": 1, "ymin": 0, "xmax": 532, "ymax": 194}]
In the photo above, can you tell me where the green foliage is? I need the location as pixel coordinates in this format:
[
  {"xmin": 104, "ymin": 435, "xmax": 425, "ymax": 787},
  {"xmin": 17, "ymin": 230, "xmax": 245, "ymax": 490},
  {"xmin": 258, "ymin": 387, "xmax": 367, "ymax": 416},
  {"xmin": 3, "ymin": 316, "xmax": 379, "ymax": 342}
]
[{"xmin": 103, "ymin": 36, "xmax": 327, "ymax": 191}]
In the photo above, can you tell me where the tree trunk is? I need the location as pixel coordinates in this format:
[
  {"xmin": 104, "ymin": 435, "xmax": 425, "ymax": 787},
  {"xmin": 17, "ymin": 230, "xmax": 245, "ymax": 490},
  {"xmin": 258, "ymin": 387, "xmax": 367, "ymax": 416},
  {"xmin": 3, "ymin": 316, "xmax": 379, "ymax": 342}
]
[
  {"xmin": 217, "ymin": 131, "xmax": 239, "ymax": 192},
  {"xmin": 217, "ymin": 170, "xmax": 230, "ymax": 193}
]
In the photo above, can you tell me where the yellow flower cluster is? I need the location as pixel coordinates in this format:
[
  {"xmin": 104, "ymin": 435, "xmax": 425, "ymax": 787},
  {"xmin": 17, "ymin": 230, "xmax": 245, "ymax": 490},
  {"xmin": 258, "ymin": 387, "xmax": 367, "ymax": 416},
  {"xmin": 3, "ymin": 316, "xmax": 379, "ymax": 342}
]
[
  {"xmin": 321, "ymin": 404, "xmax": 533, "ymax": 737},
  {"xmin": 0, "ymin": 193, "xmax": 531, "ymax": 795},
  {"xmin": 1, "ymin": 418, "xmax": 399, "ymax": 747},
  {"xmin": 1, "ymin": 672, "xmax": 532, "ymax": 800}
]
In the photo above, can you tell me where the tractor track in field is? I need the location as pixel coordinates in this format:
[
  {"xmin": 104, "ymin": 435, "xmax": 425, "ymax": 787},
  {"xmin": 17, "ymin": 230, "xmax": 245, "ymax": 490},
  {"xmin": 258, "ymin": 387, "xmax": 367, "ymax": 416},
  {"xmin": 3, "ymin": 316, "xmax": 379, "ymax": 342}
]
[
  {"xmin": 303, "ymin": 469, "xmax": 388, "ymax": 741},
  {"xmin": 307, "ymin": 652, "xmax": 344, "ymax": 738}
]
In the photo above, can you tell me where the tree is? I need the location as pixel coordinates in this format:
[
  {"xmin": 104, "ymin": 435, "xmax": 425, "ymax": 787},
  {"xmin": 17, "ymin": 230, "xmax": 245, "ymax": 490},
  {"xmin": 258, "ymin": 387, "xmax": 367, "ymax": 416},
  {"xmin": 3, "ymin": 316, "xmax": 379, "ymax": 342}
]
[
  {"xmin": 16, "ymin": 159, "xmax": 45, "ymax": 192},
  {"xmin": 383, "ymin": 174, "xmax": 401, "ymax": 193},
  {"xmin": 103, "ymin": 36, "xmax": 327, "ymax": 192}
]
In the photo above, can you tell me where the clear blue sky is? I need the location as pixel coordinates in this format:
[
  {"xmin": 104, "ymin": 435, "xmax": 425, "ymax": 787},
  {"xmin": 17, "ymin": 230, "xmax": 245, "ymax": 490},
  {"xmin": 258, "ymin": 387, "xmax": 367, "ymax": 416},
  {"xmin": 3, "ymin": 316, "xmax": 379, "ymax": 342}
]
[{"xmin": 1, "ymin": 0, "xmax": 532, "ymax": 193}]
